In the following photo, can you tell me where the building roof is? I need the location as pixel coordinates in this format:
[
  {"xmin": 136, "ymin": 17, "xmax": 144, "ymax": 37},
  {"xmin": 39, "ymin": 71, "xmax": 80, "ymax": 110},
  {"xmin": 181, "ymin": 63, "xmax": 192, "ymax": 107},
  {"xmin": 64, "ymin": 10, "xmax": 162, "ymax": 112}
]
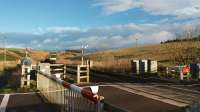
[{"xmin": 20, "ymin": 57, "xmax": 32, "ymax": 66}]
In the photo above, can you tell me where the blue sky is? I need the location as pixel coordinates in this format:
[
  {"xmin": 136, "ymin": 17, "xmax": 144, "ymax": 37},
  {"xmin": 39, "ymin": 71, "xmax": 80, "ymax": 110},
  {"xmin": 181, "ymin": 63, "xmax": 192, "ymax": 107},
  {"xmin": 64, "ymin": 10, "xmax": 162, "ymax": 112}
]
[
  {"xmin": 0, "ymin": 0, "xmax": 94, "ymax": 32},
  {"xmin": 0, "ymin": 0, "xmax": 200, "ymax": 50},
  {"xmin": 0, "ymin": 0, "xmax": 165, "ymax": 32}
]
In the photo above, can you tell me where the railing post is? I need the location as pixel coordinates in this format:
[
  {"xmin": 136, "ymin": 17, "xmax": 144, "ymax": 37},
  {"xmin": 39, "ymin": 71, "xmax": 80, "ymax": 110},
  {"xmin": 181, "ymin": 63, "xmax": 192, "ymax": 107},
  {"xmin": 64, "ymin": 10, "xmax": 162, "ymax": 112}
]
[{"xmin": 97, "ymin": 99, "xmax": 104, "ymax": 112}]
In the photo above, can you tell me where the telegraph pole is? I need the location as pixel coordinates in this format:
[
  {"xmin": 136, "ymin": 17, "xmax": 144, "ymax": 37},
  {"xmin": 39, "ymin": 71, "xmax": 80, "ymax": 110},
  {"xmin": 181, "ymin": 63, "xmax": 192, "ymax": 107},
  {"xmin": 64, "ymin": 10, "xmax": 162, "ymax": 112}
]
[
  {"xmin": 25, "ymin": 48, "xmax": 28, "ymax": 57},
  {"xmin": 81, "ymin": 44, "xmax": 88, "ymax": 65},
  {"xmin": 135, "ymin": 38, "xmax": 138, "ymax": 48},
  {"xmin": 4, "ymin": 36, "xmax": 7, "ymax": 70},
  {"xmin": 81, "ymin": 45, "xmax": 84, "ymax": 65}
]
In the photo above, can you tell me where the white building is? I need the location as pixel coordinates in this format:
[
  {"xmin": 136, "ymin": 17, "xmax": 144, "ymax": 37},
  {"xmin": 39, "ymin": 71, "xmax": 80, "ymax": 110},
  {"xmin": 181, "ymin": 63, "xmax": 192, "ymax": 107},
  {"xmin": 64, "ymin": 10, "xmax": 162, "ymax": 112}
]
[
  {"xmin": 131, "ymin": 59, "xmax": 158, "ymax": 74},
  {"xmin": 19, "ymin": 57, "xmax": 32, "ymax": 87}
]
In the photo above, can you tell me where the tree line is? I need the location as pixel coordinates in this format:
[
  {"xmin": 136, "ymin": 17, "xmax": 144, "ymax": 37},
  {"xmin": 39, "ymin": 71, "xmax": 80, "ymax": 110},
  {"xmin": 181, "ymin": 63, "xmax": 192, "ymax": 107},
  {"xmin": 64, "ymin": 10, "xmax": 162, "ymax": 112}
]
[{"xmin": 161, "ymin": 35, "xmax": 200, "ymax": 44}]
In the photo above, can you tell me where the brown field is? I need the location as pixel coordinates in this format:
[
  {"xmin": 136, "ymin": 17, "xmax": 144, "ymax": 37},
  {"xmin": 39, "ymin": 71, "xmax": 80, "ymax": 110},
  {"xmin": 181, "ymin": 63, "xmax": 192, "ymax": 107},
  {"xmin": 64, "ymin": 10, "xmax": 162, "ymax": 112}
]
[
  {"xmin": 84, "ymin": 41, "xmax": 200, "ymax": 73},
  {"xmin": 56, "ymin": 51, "xmax": 81, "ymax": 64},
  {"xmin": 30, "ymin": 50, "xmax": 49, "ymax": 63},
  {"xmin": 1, "ymin": 41, "xmax": 200, "ymax": 73},
  {"xmin": 0, "ymin": 48, "xmax": 49, "ymax": 71},
  {"xmin": 0, "ymin": 61, "xmax": 18, "ymax": 71},
  {"xmin": 92, "ymin": 60, "xmax": 132, "ymax": 73}
]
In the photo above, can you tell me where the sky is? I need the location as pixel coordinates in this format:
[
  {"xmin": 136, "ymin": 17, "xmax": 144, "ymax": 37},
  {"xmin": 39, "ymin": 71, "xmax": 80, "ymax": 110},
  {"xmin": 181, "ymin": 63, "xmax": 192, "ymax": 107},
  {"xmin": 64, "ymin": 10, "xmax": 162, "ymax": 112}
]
[{"xmin": 1, "ymin": 0, "xmax": 200, "ymax": 50}]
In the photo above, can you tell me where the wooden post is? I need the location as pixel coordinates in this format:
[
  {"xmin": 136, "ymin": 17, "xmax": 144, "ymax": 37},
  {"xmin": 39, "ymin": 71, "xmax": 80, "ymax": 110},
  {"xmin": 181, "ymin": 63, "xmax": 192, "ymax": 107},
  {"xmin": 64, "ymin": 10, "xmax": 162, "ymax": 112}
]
[
  {"xmin": 87, "ymin": 65, "xmax": 89, "ymax": 83},
  {"xmin": 63, "ymin": 65, "xmax": 66, "ymax": 79},
  {"xmin": 21, "ymin": 77, "xmax": 24, "ymax": 88},
  {"xmin": 27, "ymin": 75, "xmax": 30, "ymax": 87},
  {"xmin": 37, "ymin": 72, "xmax": 39, "ymax": 89},
  {"xmin": 180, "ymin": 70, "xmax": 183, "ymax": 80},
  {"xmin": 77, "ymin": 65, "xmax": 80, "ymax": 84}
]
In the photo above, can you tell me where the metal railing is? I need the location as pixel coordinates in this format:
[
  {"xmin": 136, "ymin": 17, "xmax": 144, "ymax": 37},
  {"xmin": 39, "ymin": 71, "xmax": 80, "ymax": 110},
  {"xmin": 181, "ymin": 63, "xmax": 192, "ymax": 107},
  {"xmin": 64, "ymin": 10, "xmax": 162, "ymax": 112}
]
[{"xmin": 37, "ymin": 71, "xmax": 104, "ymax": 112}]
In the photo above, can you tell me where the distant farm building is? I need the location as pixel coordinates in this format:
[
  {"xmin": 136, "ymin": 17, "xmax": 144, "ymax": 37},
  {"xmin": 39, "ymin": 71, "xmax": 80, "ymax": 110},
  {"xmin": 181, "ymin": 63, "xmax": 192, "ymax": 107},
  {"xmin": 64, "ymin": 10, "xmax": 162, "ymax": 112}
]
[{"xmin": 131, "ymin": 59, "xmax": 158, "ymax": 74}]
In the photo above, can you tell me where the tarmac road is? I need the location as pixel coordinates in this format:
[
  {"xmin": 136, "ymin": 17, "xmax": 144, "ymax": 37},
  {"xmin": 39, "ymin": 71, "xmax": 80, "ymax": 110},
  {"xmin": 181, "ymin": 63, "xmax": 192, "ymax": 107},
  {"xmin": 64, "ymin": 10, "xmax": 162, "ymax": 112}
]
[
  {"xmin": 0, "ymin": 95, "xmax": 3, "ymax": 102},
  {"xmin": 0, "ymin": 93, "xmax": 58, "ymax": 112},
  {"xmin": 0, "ymin": 87, "xmax": 184, "ymax": 112},
  {"xmin": 99, "ymin": 86, "xmax": 182, "ymax": 112}
]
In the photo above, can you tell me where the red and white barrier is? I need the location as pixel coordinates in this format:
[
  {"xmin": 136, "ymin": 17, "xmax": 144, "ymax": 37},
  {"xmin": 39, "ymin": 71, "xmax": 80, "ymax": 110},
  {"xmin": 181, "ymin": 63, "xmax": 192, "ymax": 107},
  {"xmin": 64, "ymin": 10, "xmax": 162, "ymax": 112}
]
[{"xmin": 38, "ymin": 71, "xmax": 100, "ymax": 103}]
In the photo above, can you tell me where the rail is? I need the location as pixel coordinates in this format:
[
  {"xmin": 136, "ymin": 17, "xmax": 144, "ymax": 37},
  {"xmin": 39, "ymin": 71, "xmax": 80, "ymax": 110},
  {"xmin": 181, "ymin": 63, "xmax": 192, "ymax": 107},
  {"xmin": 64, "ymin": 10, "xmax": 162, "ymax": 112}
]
[{"xmin": 37, "ymin": 71, "xmax": 104, "ymax": 112}]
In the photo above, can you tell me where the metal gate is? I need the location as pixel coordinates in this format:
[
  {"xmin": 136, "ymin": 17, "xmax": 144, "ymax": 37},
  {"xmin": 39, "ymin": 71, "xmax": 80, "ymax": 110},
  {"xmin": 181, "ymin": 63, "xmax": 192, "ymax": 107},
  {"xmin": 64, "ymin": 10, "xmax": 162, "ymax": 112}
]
[{"xmin": 37, "ymin": 71, "xmax": 104, "ymax": 112}]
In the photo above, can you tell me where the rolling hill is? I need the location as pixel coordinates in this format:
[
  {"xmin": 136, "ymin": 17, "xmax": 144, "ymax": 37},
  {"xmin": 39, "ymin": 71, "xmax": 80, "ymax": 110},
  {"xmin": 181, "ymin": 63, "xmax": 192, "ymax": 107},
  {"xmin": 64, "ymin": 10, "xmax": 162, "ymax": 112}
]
[
  {"xmin": 0, "ymin": 48, "xmax": 49, "ymax": 62},
  {"xmin": 1, "ymin": 41, "xmax": 199, "ymax": 72},
  {"xmin": 87, "ymin": 41, "xmax": 200, "ymax": 66},
  {"xmin": 0, "ymin": 48, "xmax": 49, "ymax": 70}
]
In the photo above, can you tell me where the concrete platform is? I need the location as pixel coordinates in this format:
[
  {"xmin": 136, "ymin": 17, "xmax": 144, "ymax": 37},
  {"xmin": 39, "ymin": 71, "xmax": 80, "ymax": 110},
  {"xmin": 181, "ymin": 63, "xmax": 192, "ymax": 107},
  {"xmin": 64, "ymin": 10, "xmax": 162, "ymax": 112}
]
[{"xmin": 99, "ymin": 86, "xmax": 182, "ymax": 112}]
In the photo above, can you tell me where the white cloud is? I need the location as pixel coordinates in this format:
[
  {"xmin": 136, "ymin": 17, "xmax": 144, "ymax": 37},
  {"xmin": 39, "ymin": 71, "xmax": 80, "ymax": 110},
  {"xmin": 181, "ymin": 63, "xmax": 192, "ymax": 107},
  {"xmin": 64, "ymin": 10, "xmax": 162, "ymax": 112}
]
[
  {"xmin": 72, "ymin": 30, "xmax": 174, "ymax": 50},
  {"xmin": 151, "ymin": 31, "xmax": 174, "ymax": 42},
  {"xmin": 32, "ymin": 27, "xmax": 45, "ymax": 35},
  {"xmin": 4, "ymin": 18, "xmax": 200, "ymax": 50},
  {"xmin": 175, "ymin": 7, "xmax": 200, "ymax": 19},
  {"xmin": 6, "ymin": 44, "xmax": 25, "ymax": 48},
  {"xmin": 43, "ymin": 38, "xmax": 59, "ymax": 44},
  {"xmin": 94, "ymin": 0, "xmax": 138, "ymax": 15},
  {"xmin": 74, "ymin": 35, "xmax": 127, "ymax": 49},
  {"xmin": 33, "ymin": 26, "xmax": 84, "ymax": 35},
  {"xmin": 46, "ymin": 27, "xmax": 82, "ymax": 33},
  {"xmin": 36, "ymin": 44, "xmax": 41, "ymax": 48},
  {"xmin": 31, "ymin": 40, "xmax": 38, "ymax": 44},
  {"xmin": 94, "ymin": 0, "xmax": 200, "ymax": 19},
  {"xmin": 43, "ymin": 39, "xmax": 52, "ymax": 44}
]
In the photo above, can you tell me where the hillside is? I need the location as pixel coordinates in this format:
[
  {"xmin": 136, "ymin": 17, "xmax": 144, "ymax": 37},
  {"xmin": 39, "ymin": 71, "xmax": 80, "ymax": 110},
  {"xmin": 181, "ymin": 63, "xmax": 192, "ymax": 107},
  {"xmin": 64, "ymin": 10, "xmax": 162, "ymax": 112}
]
[
  {"xmin": 87, "ymin": 41, "xmax": 200, "ymax": 66},
  {"xmin": 0, "ymin": 48, "xmax": 48, "ymax": 69},
  {"xmin": 0, "ymin": 48, "xmax": 48, "ymax": 61},
  {"xmin": 0, "ymin": 48, "xmax": 79, "ymax": 64},
  {"xmin": 1, "ymin": 41, "xmax": 199, "ymax": 72},
  {"xmin": 56, "ymin": 50, "xmax": 81, "ymax": 64}
]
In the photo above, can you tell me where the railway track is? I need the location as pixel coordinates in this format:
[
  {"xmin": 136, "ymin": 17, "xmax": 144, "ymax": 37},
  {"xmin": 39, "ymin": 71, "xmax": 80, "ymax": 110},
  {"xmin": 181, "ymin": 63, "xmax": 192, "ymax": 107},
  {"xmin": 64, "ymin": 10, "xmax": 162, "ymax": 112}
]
[
  {"xmin": 90, "ymin": 69, "xmax": 183, "ymax": 83},
  {"xmin": 90, "ymin": 70, "xmax": 200, "ymax": 107}
]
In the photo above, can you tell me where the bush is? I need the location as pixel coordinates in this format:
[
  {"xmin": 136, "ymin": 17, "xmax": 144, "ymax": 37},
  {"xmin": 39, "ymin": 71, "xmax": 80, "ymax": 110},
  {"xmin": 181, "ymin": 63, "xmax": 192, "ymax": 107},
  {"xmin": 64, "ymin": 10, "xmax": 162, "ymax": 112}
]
[{"xmin": 161, "ymin": 36, "xmax": 200, "ymax": 44}]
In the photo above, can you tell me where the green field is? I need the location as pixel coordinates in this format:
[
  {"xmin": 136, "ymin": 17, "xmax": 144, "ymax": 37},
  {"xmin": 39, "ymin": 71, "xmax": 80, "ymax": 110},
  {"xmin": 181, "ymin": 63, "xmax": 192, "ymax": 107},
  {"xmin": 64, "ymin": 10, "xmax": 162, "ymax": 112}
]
[
  {"xmin": 0, "ymin": 54, "xmax": 17, "ymax": 61},
  {"xmin": 7, "ymin": 48, "xmax": 25, "ymax": 57}
]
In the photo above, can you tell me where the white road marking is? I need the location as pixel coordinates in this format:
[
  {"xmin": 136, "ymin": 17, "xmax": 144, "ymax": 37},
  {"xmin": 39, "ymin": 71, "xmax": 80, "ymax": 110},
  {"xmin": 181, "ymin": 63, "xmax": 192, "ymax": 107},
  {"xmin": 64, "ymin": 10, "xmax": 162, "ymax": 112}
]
[{"xmin": 0, "ymin": 94, "xmax": 10, "ymax": 112}]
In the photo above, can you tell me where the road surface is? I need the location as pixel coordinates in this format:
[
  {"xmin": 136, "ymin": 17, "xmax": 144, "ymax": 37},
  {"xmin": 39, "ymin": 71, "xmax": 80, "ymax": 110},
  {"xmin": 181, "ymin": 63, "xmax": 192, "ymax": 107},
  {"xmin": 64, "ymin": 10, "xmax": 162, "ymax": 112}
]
[
  {"xmin": 0, "ymin": 95, "xmax": 3, "ymax": 102},
  {"xmin": 99, "ymin": 86, "xmax": 182, "ymax": 112},
  {"xmin": 0, "ymin": 93, "xmax": 57, "ymax": 112}
]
